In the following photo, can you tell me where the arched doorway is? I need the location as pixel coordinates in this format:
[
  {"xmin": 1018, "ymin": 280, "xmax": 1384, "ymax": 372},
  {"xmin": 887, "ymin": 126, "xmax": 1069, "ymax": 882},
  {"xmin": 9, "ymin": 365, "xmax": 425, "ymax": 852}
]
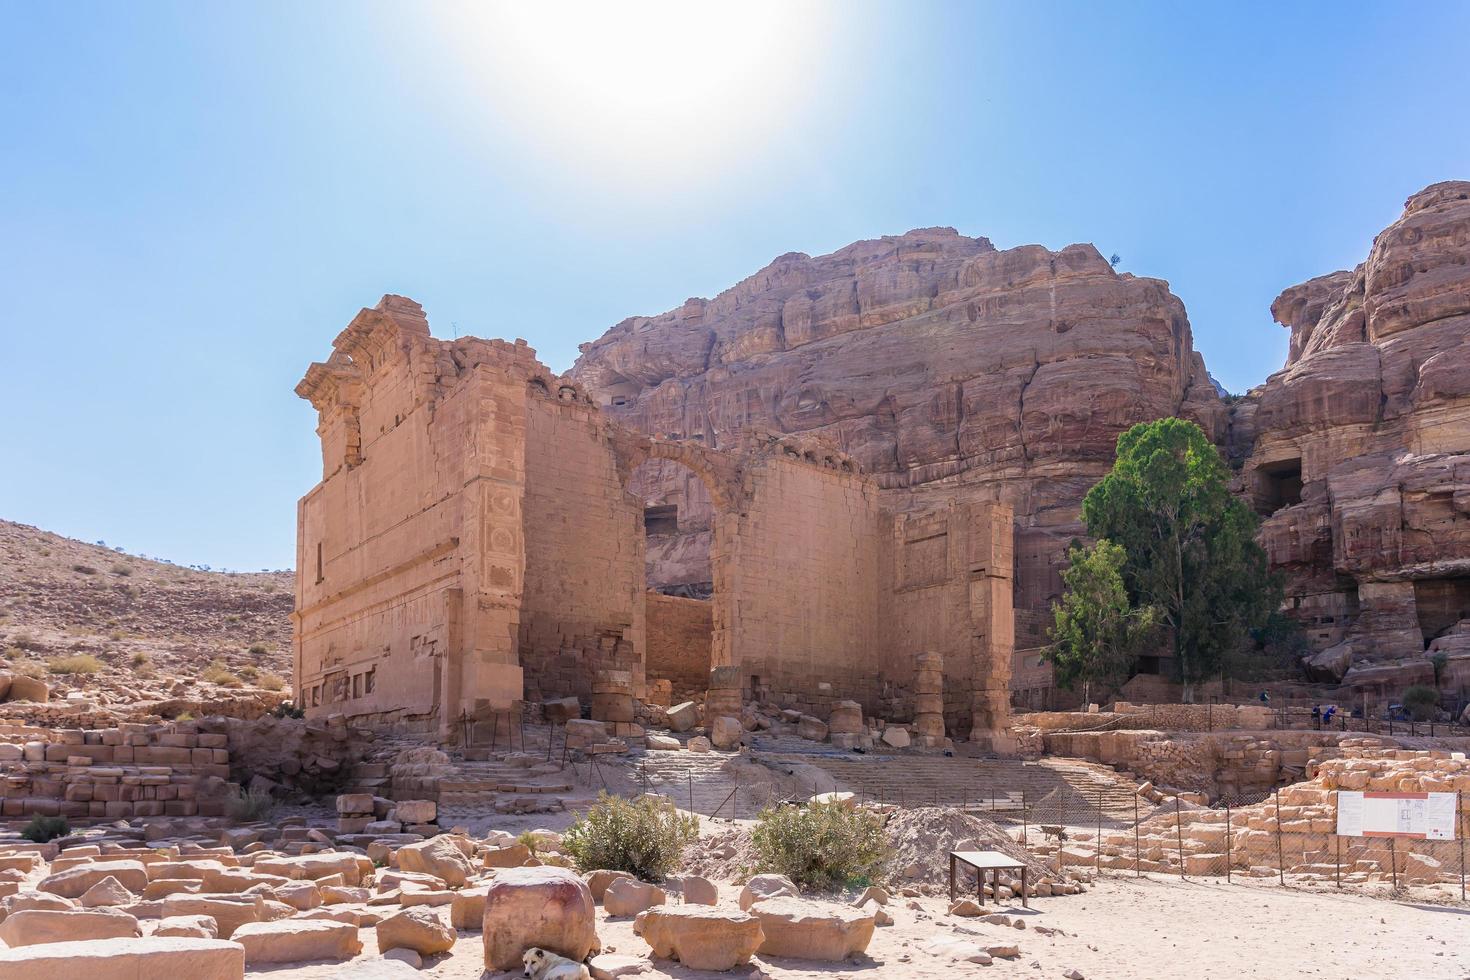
[{"xmin": 625, "ymin": 455, "xmax": 729, "ymax": 701}]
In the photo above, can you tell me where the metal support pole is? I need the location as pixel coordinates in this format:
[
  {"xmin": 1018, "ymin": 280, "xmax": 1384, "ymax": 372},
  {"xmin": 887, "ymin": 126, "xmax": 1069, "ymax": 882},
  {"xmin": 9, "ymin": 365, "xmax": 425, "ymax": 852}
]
[
  {"xmin": 688, "ymin": 774, "xmax": 694, "ymax": 815},
  {"xmin": 1335, "ymin": 834, "xmax": 1341, "ymax": 889},
  {"xmin": 1390, "ymin": 837, "xmax": 1397, "ymax": 890},
  {"xmin": 1274, "ymin": 788, "xmax": 1285, "ymax": 884},
  {"xmin": 1021, "ymin": 790, "xmax": 1027, "ymax": 845}
]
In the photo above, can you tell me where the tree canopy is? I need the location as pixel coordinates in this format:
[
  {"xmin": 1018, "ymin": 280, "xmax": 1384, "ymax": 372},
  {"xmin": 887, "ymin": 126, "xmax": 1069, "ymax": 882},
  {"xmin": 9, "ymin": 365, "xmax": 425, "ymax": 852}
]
[
  {"xmin": 1045, "ymin": 539, "xmax": 1156, "ymax": 706},
  {"xmin": 1079, "ymin": 417, "xmax": 1279, "ymax": 700}
]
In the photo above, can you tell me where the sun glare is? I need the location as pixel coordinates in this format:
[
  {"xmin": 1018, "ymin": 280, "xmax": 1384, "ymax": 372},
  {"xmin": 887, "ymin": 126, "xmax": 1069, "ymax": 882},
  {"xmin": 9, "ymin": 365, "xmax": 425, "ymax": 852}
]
[{"xmin": 450, "ymin": 1, "xmax": 832, "ymax": 187}]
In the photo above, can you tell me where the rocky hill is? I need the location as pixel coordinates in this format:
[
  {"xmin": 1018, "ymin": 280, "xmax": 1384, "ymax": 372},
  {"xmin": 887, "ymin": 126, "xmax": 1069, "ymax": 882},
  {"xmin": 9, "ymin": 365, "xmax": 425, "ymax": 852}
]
[
  {"xmin": 572, "ymin": 228, "xmax": 1225, "ymax": 643},
  {"xmin": 0, "ymin": 519, "xmax": 294, "ymax": 717},
  {"xmin": 1238, "ymin": 180, "xmax": 1470, "ymax": 693}
]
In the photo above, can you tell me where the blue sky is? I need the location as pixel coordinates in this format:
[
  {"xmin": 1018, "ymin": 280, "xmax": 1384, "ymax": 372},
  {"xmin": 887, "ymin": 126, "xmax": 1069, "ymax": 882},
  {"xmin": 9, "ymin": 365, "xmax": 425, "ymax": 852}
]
[{"xmin": 3, "ymin": 2, "xmax": 1468, "ymax": 571}]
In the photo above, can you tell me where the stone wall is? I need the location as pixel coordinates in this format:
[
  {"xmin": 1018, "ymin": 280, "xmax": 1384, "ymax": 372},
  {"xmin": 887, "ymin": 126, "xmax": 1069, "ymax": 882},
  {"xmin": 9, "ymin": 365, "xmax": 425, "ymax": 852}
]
[
  {"xmin": 644, "ymin": 592, "xmax": 712, "ymax": 695},
  {"xmin": 0, "ymin": 720, "xmax": 237, "ymax": 821},
  {"xmin": 519, "ymin": 394, "xmax": 646, "ymax": 703},
  {"xmin": 729, "ymin": 455, "xmax": 884, "ymax": 712}
]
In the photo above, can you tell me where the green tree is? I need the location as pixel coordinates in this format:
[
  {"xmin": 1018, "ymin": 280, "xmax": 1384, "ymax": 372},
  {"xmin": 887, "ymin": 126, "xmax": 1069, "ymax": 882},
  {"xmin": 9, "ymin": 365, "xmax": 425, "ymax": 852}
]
[
  {"xmin": 1045, "ymin": 540, "xmax": 1157, "ymax": 707},
  {"xmin": 1082, "ymin": 418, "xmax": 1279, "ymax": 701}
]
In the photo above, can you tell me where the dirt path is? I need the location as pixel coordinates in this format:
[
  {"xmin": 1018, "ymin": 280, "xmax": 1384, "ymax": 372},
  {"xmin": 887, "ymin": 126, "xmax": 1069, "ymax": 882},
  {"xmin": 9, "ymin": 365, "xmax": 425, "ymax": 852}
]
[{"xmin": 261, "ymin": 873, "xmax": 1470, "ymax": 979}]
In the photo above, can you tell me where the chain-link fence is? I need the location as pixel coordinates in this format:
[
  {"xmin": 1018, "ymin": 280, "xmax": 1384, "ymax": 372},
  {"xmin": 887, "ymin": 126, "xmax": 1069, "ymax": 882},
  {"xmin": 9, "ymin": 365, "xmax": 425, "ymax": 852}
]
[{"xmin": 1009, "ymin": 785, "xmax": 1468, "ymax": 901}]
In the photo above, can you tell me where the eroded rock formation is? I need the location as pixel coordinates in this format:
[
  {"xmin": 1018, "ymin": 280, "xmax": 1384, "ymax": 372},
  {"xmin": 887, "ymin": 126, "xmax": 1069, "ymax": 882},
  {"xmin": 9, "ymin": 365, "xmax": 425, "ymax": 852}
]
[
  {"xmin": 1238, "ymin": 181, "xmax": 1470, "ymax": 692},
  {"xmin": 572, "ymin": 229, "xmax": 1225, "ymax": 654}
]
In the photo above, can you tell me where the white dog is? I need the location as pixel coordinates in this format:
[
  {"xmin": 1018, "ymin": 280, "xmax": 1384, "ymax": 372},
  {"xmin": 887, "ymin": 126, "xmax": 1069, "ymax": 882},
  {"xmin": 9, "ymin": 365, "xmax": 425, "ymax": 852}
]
[{"xmin": 521, "ymin": 946, "xmax": 591, "ymax": 980}]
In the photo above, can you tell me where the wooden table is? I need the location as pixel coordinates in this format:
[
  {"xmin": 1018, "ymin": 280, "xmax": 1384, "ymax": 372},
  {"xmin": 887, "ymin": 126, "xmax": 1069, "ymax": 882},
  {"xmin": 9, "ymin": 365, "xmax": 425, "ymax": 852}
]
[{"xmin": 948, "ymin": 849, "xmax": 1029, "ymax": 908}]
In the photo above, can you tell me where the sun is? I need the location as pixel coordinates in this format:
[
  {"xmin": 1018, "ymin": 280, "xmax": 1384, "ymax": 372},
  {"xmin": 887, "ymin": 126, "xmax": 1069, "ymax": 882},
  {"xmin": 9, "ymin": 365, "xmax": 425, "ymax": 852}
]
[{"xmin": 447, "ymin": 1, "xmax": 833, "ymax": 187}]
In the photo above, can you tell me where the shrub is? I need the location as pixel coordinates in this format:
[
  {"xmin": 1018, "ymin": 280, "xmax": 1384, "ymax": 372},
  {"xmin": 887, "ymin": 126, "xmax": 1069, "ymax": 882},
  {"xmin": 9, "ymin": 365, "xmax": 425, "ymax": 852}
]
[
  {"xmin": 247, "ymin": 642, "xmax": 269, "ymax": 656},
  {"xmin": 72, "ymin": 564, "xmax": 97, "ymax": 575},
  {"xmin": 11, "ymin": 633, "xmax": 43, "ymax": 652},
  {"xmin": 12, "ymin": 660, "xmax": 45, "ymax": 679},
  {"xmin": 110, "ymin": 564, "xmax": 132, "ymax": 577},
  {"xmin": 202, "ymin": 660, "xmax": 243, "ymax": 687},
  {"xmin": 46, "ymin": 654, "xmax": 103, "ymax": 674},
  {"xmin": 562, "ymin": 793, "xmax": 699, "ymax": 882},
  {"xmin": 270, "ymin": 701, "xmax": 305, "ymax": 719},
  {"xmin": 224, "ymin": 786, "xmax": 275, "ymax": 823},
  {"xmin": 237, "ymin": 665, "xmax": 259, "ymax": 681},
  {"xmin": 1402, "ymin": 685, "xmax": 1441, "ymax": 722},
  {"xmin": 258, "ymin": 673, "xmax": 287, "ymax": 692},
  {"xmin": 21, "ymin": 815, "xmax": 70, "ymax": 843},
  {"xmin": 131, "ymin": 651, "xmax": 151, "ymax": 666},
  {"xmin": 751, "ymin": 801, "xmax": 890, "ymax": 890}
]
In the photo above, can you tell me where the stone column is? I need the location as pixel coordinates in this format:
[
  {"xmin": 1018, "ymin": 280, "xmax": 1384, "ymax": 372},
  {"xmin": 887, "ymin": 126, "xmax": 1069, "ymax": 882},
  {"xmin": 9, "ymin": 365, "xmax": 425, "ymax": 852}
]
[
  {"xmin": 913, "ymin": 651, "xmax": 946, "ymax": 744},
  {"xmin": 704, "ymin": 665, "xmax": 743, "ymax": 719},
  {"xmin": 966, "ymin": 502, "xmax": 1016, "ymax": 753},
  {"xmin": 590, "ymin": 669, "xmax": 634, "ymax": 724}
]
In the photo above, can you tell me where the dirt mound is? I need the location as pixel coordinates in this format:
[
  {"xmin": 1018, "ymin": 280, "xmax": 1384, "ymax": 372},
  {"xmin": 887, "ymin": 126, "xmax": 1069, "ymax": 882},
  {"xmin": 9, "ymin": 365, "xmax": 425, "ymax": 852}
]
[
  {"xmin": 883, "ymin": 806, "xmax": 1083, "ymax": 896},
  {"xmin": 682, "ymin": 824, "xmax": 760, "ymax": 882}
]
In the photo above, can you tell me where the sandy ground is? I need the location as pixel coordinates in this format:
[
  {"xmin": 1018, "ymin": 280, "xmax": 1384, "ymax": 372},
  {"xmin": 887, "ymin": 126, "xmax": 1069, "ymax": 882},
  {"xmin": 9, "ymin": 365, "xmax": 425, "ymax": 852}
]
[{"xmin": 259, "ymin": 872, "xmax": 1470, "ymax": 980}]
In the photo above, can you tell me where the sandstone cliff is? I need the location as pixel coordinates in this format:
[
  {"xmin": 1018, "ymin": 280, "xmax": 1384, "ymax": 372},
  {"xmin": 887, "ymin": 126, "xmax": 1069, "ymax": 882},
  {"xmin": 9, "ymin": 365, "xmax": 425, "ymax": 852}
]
[
  {"xmin": 572, "ymin": 228, "xmax": 1225, "ymax": 648},
  {"xmin": 1239, "ymin": 181, "xmax": 1470, "ymax": 693}
]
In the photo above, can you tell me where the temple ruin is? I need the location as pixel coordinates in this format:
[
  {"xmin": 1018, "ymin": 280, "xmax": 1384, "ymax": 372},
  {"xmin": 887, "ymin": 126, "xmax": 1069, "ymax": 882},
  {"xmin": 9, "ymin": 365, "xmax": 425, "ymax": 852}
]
[{"xmin": 292, "ymin": 296, "xmax": 1016, "ymax": 748}]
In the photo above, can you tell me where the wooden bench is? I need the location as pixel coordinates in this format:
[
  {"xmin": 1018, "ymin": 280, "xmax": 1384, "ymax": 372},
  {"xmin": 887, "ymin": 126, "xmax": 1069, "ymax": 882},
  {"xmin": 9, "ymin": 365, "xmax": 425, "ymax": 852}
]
[{"xmin": 948, "ymin": 849, "xmax": 1029, "ymax": 908}]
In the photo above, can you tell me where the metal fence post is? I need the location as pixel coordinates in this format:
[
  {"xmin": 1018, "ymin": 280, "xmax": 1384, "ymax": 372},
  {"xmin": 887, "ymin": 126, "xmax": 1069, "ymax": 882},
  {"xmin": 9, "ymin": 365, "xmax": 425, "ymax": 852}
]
[
  {"xmin": 1335, "ymin": 834, "xmax": 1341, "ymax": 889},
  {"xmin": 1459, "ymin": 790, "xmax": 1466, "ymax": 902},
  {"xmin": 1274, "ymin": 788, "xmax": 1284, "ymax": 885},
  {"xmin": 1225, "ymin": 799, "xmax": 1232, "ymax": 883},
  {"xmin": 1021, "ymin": 790, "xmax": 1027, "ymax": 845},
  {"xmin": 1133, "ymin": 792, "xmax": 1141, "ymax": 877},
  {"xmin": 1096, "ymin": 789, "xmax": 1104, "ymax": 875},
  {"xmin": 1175, "ymin": 797, "xmax": 1185, "ymax": 878},
  {"xmin": 688, "ymin": 774, "xmax": 694, "ymax": 815},
  {"xmin": 1390, "ymin": 837, "xmax": 1397, "ymax": 890}
]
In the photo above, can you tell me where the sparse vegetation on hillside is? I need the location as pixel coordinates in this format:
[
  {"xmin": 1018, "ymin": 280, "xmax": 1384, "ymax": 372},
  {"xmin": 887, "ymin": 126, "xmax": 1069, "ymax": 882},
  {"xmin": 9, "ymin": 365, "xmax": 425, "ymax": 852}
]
[
  {"xmin": 0, "ymin": 519, "xmax": 294, "ymax": 707},
  {"xmin": 751, "ymin": 800, "xmax": 889, "ymax": 889}
]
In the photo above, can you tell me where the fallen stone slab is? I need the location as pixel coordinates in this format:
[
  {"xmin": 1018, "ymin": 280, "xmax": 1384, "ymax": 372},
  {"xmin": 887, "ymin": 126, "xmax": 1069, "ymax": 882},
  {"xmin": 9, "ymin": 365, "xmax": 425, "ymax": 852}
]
[
  {"xmin": 37, "ymin": 860, "xmax": 148, "ymax": 899},
  {"xmin": 159, "ymin": 895, "xmax": 263, "ymax": 939},
  {"xmin": 635, "ymin": 906, "xmax": 764, "ymax": 972},
  {"xmin": 590, "ymin": 952, "xmax": 653, "ymax": 978},
  {"xmin": 737, "ymin": 873, "xmax": 798, "ymax": 910},
  {"xmin": 396, "ymin": 836, "xmax": 474, "ymax": 886},
  {"xmin": 233, "ymin": 918, "xmax": 362, "ymax": 964},
  {"xmin": 0, "ymin": 907, "xmax": 141, "ymax": 946},
  {"xmin": 450, "ymin": 886, "xmax": 489, "ymax": 930},
  {"xmin": 154, "ymin": 913, "xmax": 219, "ymax": 938},
  {"xmin": 603, "ymin": 878, "xmax": 665, "ymax": 916},
  {"xmin": 0, "ymin": 936, "xmax": 245, "ymax": 980},
  {"xmin": 749, "ymin": 897, "xmax": 875, "ymax": 960},
  {"xmin": 376, "ymin": 906, "xmax": 456, "ymax": 956},
  {"xmin": 923, "ymin": 936, "xmax": 993, "ymax": 965},
  {"xmin": 80, "ymin": 875, "xmax": 137, "ymax": 908}
]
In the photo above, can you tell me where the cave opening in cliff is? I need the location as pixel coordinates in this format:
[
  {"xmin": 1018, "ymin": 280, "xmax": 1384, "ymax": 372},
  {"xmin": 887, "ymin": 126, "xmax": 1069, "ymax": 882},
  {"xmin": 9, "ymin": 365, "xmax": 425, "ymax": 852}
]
[
  {"xmin": 1413, "ymin": 577, "xmax": 1470, "ymax": 647},
  {"xmin": 1257, "ymin": 457, "xmax": 1303, "ymax": 513},
  {"xmin": 628, "ymin": 457, "xmax": 716, "ymax": 694}
]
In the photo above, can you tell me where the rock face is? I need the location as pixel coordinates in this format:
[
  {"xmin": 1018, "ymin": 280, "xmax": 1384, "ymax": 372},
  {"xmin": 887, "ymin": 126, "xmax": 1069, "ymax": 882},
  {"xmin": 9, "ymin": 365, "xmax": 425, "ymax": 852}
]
[
  {"xmin": 572, "ymin": 228, "xmax": 1223, "ymax": 670},
  {"xmin": 1239, "ymin": 181, "xmax": 1470, "ymax": 693}
]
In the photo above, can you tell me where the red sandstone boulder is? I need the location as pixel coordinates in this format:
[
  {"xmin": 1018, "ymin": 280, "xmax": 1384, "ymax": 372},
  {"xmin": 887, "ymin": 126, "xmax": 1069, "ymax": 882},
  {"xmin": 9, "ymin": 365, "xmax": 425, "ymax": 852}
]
[
  {"xmin": 376, "ymin": 906, "xmax": 456, "ymax": 956},
  {"xmin": 0, "ymin": 936, "xmax": 244, "ymax": 980},
  {"xmin": 481, "ymin": 866, "xmax": 598, "ymax": 971},
  {"xmin": 0, "ymin": 907, "xmax": 140, "ymax": 946},
  {"xmin": 634, "ymin": 906, "xmax": 764, "ymax": 971}
]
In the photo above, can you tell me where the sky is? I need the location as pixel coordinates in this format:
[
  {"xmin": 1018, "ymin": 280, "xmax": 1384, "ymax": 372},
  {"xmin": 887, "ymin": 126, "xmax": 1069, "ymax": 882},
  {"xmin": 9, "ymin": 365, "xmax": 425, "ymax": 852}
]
[{"xmin": 2, "ymin": 1, "xmax": 1468, "ymax": 572}]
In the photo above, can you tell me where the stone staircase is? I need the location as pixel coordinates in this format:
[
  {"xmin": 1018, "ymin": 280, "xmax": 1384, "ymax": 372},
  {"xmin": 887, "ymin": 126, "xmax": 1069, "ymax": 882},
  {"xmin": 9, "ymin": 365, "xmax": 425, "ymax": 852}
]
[
  {"xmin": 435, "ymin": 759, "xmax": 573, "ymax": 810},
  {"xmin": 759, "ymin": 746, "xmax": 1143, "ymax": 822}
]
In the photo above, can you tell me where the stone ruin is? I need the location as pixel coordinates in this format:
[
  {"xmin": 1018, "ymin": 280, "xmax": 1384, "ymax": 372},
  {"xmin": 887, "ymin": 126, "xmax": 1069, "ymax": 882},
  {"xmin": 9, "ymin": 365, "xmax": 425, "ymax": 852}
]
[{"xmin": 292, "ymin": 296, "xmax": 1020, "ymax": 750}]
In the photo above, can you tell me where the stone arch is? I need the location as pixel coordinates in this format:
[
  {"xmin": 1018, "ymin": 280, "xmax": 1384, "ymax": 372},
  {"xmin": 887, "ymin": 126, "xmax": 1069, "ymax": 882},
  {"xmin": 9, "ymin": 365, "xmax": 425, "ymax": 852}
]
[{"xmin": 611, "ymin": 434, "xmax": 739, "ymax": 672}]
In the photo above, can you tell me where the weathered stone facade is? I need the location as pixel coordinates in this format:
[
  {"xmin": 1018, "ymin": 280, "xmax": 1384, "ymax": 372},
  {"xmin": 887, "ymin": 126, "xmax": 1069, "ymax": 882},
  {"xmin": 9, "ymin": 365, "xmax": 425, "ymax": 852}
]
[
  {"xmin": 1237, "ymin": 181, "xmax": 1470, "ymax": 695},
  {"xmin": 294, "ymin": 297, "xmax": 1018, "ymax": 743}
]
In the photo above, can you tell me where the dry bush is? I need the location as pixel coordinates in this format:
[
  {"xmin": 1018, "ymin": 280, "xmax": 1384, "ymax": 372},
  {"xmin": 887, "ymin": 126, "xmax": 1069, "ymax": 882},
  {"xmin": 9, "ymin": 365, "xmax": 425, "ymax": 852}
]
[
  {"xmin": 563, "ymin": 793, "xmax": 700, "ymax": 882},
  {"xmin": 202, "ymin": 660, "xmax": 243, "ymax": 687},
  {"xmin": 258, "ymin": 673, "xmax": 287, "ymax": 692},
  {"xmin": 130, "ymin": 651, "xmax": 150, "ymax": 666},
  {"xmin": 247, "ymin": 642, "xmax": 269, "ymax": 656},
  {"xmin": 21, "ymin": 815, "xmax": 69, "ymax": 843},
  {"xmin": 751, "ymin": 801, "xmax": 890, "ymax": 889},
  {"xmin": 224, "ymin": 786, "xmax": 275, "ymax": 823},
  {"xmin": 47, "ymin": 654, "xmax": 103, "ymax": 674}
]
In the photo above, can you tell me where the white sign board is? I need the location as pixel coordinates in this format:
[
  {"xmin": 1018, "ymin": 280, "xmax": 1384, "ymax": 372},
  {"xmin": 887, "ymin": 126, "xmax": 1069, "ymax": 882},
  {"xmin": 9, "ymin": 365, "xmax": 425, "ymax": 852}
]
[{"xmin": 1336, "ymin": 791, "xmax": 1457, "ymax": 840}]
